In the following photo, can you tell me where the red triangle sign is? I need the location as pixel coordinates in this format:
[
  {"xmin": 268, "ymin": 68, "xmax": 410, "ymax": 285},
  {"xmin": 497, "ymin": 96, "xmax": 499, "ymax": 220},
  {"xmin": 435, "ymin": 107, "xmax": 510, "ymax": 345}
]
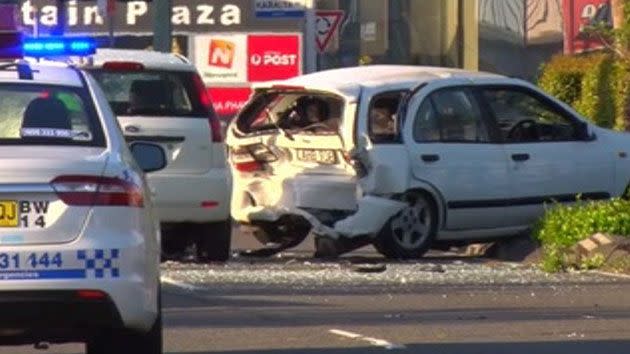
[{"xmin": 315, "ymin": 10, "xmax": 345, "ymax": 53}]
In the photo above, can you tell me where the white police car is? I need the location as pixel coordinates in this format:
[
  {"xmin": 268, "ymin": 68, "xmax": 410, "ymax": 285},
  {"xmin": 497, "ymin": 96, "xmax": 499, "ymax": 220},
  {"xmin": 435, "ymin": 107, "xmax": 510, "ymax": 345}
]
[{"xmin": 0, "ymin": 35, "xmax": 163, "ymax": 353}]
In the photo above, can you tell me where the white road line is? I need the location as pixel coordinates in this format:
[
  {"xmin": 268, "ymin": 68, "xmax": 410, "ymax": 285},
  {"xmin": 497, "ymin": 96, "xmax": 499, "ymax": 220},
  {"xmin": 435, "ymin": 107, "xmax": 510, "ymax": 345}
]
[
  {"xmin": 160, "ymin": 275, "xmax": 200, "ymax": 291},
  {"xmin": 328, "ymin": 329, "xmax": 406, "ymax": 350}
]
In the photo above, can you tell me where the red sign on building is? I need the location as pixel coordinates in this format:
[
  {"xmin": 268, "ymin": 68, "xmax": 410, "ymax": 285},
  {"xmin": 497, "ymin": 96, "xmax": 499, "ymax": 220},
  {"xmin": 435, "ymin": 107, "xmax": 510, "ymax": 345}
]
[
  {"xmin": 207, "ymin": 87, "xmax": 253, "ymax": 118},
  {"xmin": 563, "ymin": 0, "xmax": 609, "ymax": 54},
  {"xmin": 247, "ymin": 34, "xmax": 301, "ymax": 82}
]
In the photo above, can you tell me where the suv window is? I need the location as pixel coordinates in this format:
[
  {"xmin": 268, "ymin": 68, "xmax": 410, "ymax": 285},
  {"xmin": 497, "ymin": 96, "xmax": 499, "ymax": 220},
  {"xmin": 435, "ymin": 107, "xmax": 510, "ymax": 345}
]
[
  {"xmin": 482, "ymin": 87, "xmax": 578, "ymax": 143},
  {"xmin": 413, "ymin": 88, "xmax": 489, "ymax": 143},
  {"xmin": 0, "ymin": 84, "xmax": 104, "ymax": 146},
  {"xmin": 89, "ymin": 70, "xmax": 208, "ymax": 117},
  {"xmin": 368, "ymin": 92, "xmax": 404, "ymax": 143},
  {"xmin": 238, "ymin": 92, "xmax": 344, "ymax": 134}
]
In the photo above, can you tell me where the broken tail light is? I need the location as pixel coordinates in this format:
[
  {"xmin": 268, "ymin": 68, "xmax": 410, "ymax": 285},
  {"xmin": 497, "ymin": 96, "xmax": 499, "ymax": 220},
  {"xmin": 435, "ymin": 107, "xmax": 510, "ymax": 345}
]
[
  {"xmin": 343, "ymin": 151, "xmax": 368, "ymax": 178},
  {"xmin": 230, "ymin": 144, "xmax": 277, "ymax": 172}
]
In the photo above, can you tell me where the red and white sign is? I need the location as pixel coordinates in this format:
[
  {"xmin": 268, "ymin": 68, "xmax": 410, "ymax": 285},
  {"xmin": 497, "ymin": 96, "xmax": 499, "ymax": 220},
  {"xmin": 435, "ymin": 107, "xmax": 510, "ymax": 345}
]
[
  {"xmin": 315, "ymin": 10, "xmax": 344, "ymax": 53},
  {"xmin": 208, "ymin": 87, "xmax": 253, "ymax": 117},
  {"xmin": 194, "ymin": 34, "xmax": 248, "ymax": 83},
  {"xmin": 563, "ymin": 0, "xmax": 609, "ymax": 54},
  {"xmin": 247, "ymin": 34, "xmax": 301, "ymax": 82}
]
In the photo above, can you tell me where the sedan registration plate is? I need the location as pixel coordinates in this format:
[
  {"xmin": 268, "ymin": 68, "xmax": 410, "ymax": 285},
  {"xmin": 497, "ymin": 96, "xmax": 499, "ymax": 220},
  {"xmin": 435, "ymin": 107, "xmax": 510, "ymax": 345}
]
[
  {"xmin": 0, "ymin": 201, "xmax": 18, "ymax": 228},
  {"xmin": 296, "ymin": 149, "xmax": 338, "ymax": 165}
]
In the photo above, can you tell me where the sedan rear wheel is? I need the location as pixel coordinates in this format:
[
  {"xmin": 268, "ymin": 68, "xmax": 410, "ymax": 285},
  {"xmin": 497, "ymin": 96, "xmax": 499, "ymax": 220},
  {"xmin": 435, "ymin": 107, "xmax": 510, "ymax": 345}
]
[
  {"xmin": 87, "ymin": 289, "xmax": 162, "ymax": 354},
  {"xmin": 374, "ymin": 193, "xmax": 437, "ymax": 259}
]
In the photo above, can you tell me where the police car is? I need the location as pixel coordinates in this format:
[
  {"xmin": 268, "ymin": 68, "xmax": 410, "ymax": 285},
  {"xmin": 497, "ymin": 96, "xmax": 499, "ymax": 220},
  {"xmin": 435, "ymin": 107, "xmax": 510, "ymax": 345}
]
[{"xmin": 0, "ymin": 35, "xmax": 163, "ymax": 353}]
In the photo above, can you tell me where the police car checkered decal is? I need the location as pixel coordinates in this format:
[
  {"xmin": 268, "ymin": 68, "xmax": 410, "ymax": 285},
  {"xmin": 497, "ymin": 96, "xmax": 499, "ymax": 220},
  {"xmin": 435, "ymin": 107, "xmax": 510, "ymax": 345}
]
[
  {"xmin": 77, "ymin": 249, "xmax": 120, "ymax": 279},
  {"xmin": 0, "ymin": 249, "xmax": 121, "ymax": 281}
]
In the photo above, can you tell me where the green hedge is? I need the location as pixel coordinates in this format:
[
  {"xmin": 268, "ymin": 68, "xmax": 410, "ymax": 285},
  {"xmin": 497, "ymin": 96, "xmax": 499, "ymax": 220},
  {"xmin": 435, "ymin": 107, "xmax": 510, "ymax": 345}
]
[
  {"xmin": 534, "ymin": 198, "xmax": 630, "ymax": 272},
  {"xmin": 614, "ymin": 61, "xmax": 630, "ymax": 131},
  {"xmin": 539, "ymin": 53, "xmax": 616, "ymax": 128}
]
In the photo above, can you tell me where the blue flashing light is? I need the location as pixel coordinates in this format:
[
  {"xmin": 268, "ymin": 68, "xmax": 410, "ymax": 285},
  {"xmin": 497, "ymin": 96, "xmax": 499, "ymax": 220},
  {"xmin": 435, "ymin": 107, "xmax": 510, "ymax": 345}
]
[{"xmin": 23, "ymin": 37, "xmax": 96, "ymax": 58}]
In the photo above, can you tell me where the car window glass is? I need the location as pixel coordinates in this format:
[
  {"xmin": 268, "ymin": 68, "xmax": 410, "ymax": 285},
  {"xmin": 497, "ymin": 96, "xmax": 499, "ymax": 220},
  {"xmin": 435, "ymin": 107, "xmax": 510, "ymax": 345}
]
[
  {"xmin": 0, "ymin": 84, "xmax": 103, "ymax": 146},
  {"xmin": 422, "ymin": 89, "xmax": 489, "ymax": 143},
  {"xmin": 413, "ymin": 100, "xmax": 440, "ymax": 142},
  {"xmin": 239, "ymin": 92, "xmax": 344, "ymax": 135},
  {"xmin": 90, "ymin": 70, "xmax": 205, "ymax": 117},
  {"xmin": 483, "ymin": 88, "xmax": 577, "ymax": 142},
  {"xmin": 369, "ymin": 92, "xmax": 403, "ymax": 143}
]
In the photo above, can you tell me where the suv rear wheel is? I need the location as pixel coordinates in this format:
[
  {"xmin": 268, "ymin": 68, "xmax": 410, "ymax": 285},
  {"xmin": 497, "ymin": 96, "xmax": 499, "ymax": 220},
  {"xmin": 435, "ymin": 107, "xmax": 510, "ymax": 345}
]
[{"xmin": 195, "ymin": 221, "xmax": 232, "ymax": 262}]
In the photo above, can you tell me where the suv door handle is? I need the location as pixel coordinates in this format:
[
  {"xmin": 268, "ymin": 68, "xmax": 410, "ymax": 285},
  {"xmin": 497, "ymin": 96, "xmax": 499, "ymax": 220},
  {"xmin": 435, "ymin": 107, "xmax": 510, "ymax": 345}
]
[
  {"xmin": 511, "ymin": 153, "xmax": 530, "ymax": 162},
  {"xmin": 124, "ymin": 125, "xmax": 141, "ymax": 133},
  {"xmin": 421, "ymin": 154, "xmax": 440, "ymax": 163}
]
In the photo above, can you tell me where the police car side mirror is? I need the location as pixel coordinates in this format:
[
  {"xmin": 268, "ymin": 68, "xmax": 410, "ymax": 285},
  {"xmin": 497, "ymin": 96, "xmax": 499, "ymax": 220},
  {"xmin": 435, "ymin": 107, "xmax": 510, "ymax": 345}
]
[{"xmin": 130, "ymin": 142, "xmax": 167, "ymax": 173}]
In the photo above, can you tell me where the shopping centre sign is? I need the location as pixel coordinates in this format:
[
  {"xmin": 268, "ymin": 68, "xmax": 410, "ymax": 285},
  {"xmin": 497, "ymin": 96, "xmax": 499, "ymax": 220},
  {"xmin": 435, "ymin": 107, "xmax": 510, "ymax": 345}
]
[{"xmin": 18, "ymin": 0, "xmax": 300, "ymax": 33}]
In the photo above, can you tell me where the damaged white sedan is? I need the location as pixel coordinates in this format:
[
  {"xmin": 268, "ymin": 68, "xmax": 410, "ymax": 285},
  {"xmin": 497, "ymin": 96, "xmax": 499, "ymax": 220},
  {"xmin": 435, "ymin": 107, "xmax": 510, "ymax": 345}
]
[{"xmin": 226, "ymin": 65, "xmax": 630, "ymax": 259}]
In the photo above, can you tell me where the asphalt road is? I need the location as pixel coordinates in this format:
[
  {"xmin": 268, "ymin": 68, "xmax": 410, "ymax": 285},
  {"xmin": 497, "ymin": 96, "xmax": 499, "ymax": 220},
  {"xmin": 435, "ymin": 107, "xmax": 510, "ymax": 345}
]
[{"xmin": 2, "ymin": 230, "xmax": 630, "ymax": 354}]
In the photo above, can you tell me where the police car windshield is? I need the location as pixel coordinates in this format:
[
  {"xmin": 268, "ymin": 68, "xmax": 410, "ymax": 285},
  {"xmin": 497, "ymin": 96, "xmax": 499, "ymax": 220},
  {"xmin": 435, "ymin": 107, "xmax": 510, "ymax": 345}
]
[
  {"xmin": 89, "ymin": 70, "xmax": 208, "ymax": 118},
  {"xmin": 0, "ymin": 84, "xmax": 104, "ymax": 146}
]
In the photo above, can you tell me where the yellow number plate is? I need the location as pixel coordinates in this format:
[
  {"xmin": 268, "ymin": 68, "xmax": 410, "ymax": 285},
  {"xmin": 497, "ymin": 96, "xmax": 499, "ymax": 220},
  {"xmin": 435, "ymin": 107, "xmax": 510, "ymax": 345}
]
[{"xmin": 0, "ymin": 201, "xmax": 18, "ymax": 227}]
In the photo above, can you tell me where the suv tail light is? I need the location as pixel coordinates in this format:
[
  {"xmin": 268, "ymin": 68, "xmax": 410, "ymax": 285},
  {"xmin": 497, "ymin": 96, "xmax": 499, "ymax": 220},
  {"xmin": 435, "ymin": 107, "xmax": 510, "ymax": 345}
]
[
  {"xmin": 51, "ymin": 175, "xmax": 144, "ymax": 208},
  {"xmin": 192, "ymin": 74, "xmax": 223, "ymax": 143},
  {"xmin": 102, "ymin": 61, "xmax": 145, "ymax": 71}
]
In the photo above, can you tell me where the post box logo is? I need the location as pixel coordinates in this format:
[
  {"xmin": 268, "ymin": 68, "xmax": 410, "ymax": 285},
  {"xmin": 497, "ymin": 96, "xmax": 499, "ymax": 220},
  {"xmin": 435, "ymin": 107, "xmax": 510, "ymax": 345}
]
[{"xmin": 208, "ymin": 39, "xmax": 235, "ymax": 69}]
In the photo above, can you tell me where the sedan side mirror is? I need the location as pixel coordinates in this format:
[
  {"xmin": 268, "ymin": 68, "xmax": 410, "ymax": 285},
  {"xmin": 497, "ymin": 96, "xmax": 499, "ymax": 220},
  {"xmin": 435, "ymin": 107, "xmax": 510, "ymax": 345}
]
[
  {"xmin": 130, "ymin": 142, "xmax": 167, "ymax": 173},
  {"xmin": 575, "ymin": 121, "xmax": 592, "ymax": 141}
]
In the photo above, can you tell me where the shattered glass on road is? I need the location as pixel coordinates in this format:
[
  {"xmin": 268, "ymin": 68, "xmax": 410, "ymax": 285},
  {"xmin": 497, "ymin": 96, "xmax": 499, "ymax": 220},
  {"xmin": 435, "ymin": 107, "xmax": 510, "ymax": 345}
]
[{"xmin": 161, "ymin": 253, "xmax": 620, "ymax": 292}]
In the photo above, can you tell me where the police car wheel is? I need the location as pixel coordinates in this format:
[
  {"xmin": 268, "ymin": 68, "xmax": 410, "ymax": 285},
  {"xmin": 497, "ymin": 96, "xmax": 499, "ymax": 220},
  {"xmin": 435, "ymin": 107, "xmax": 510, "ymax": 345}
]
[
  {"xmin": 87, "ymin": 288, "xmax": 163, "ymax": 354},
  {"xmin": 87, "ymin": 316, "xmax": 162, "ymax": 354},
  {"xmin": 196, "ymin": 221, "xmax": 232, "ymax": 263}
]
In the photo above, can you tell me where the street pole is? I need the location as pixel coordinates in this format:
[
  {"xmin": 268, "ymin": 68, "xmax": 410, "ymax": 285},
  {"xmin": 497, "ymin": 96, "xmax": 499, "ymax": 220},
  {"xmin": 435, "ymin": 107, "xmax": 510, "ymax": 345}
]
[
  {"xmin": 153, "ymin": 0, "xmax": 172, "ymax": 52},
  {"xmin": 304, "ymin": 0, "xmax": 316, "ymax": 73},
  {"xmin": 52, "ymin": 0, "xmax": 66, "ymax": 35},
  {"xmin": 108, "ymin": 15, "xmax": 115, "ymax": 47}
]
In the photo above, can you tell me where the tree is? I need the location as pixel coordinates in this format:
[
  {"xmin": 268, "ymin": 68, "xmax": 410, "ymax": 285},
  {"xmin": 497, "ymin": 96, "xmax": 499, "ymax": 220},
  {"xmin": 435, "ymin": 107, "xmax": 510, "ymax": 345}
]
[
  {"xmin": 611, "ymin": 0, "xmax": 629, "ymax": 57},
  {"xmin": 611, "ymin": 0, "xmax": 625, "ymax": 30}
]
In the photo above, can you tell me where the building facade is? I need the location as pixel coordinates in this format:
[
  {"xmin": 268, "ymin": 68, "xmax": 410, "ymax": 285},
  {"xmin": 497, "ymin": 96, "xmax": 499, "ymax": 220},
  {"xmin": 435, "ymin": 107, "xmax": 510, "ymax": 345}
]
[{"xmin": 15, "ymin": 0, "xmax": 609, "ymax": 117}]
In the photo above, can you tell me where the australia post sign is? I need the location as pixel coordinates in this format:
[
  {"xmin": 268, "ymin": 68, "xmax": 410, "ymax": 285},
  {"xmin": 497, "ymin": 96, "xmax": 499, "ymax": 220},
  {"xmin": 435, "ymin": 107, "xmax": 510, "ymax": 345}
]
[
  {"xmin": 194, "ymin": 33, "xmax": 302, "ymax": 84},
  {"xmin": 194, "ymin": 33, "xmax": 302, "ymax": 117},
  {"xmin": 563, "ymin": 0, "xmax": 609, "ymax": 54},
  {"xmin": 17, "ymin": 0, "xmax": 301, "ymax": 34}
]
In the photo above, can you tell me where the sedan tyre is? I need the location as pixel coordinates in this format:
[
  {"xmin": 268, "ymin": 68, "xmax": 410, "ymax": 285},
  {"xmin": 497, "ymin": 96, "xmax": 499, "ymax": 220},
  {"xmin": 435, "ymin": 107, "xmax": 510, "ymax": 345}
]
[{"xmin": 373, "ymin": 193, "xmax": 438, "ymax": 259}]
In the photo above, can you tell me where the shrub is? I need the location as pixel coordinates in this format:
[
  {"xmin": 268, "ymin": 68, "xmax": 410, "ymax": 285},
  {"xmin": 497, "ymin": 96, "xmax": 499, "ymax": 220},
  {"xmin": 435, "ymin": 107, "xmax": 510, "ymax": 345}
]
[
  {"xmin": 613, "ymin": 61, "xmax": 630, "ymax": 130},
  {"xmin": 533, "ymin": 198, "xmax": 630, "ymax": 272},
  {"xmin": 538, "ymin": 53, "xmax": 616, "ymax": 128}
]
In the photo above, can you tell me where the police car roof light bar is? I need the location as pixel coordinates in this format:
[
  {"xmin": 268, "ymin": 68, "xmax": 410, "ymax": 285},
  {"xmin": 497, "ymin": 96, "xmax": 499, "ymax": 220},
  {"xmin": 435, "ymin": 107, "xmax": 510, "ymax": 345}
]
[{"xmin": 23, "ymin": 37, "xmax": 97, "ymax": 58}]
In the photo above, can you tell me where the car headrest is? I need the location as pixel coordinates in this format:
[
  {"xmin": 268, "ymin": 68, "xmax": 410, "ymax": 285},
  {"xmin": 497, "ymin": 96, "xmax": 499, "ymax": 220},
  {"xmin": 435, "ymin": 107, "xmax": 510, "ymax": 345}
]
[
  {"xmin": 129, "ymin": 80, "xmax": 173, "ymax": 110},
  {"xmin": 22, "ymin": 97, "xmax": 72, "ymax": 130}
]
